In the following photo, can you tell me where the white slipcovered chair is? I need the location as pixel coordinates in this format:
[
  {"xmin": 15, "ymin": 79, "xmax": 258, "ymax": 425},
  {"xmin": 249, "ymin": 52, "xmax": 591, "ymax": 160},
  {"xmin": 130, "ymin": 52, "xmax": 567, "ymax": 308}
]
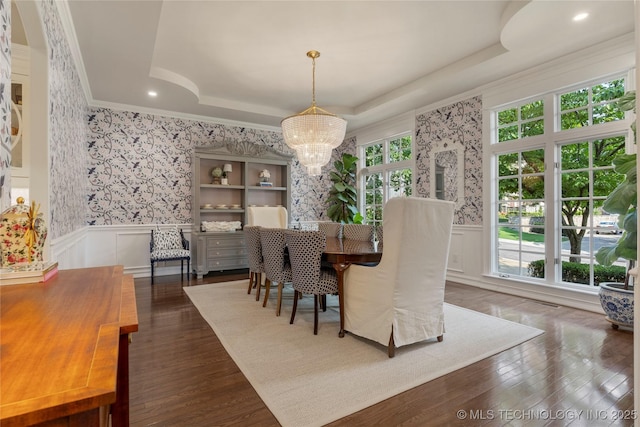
[
  {"xmin": 247, "ymin": 206, "xmax": 288, "ymax": 228},
  {"xmin": 343, "ymin": 197, "xmax": 454, "ymax": 357}
]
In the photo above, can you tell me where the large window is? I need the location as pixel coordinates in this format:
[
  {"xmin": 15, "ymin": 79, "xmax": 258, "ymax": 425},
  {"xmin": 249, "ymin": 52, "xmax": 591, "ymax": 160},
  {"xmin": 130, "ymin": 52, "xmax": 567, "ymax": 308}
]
[
  {"xmin": 491, "ymin": 76, "xmax": 630, "ymax": 289},
  {"xmin": 359, "ymin": 134, "xmax": 413, "ymax": 228}
]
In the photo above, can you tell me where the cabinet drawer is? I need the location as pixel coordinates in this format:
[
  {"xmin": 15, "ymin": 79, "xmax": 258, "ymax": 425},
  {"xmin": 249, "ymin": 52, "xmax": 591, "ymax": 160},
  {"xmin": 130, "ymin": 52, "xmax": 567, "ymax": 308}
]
[
  {"xmin": 207, "ymin": 257, "xmax": 248, "ymax": 270},
  {"xmin": 207, "ymin": 247, "xmax": 247, "ymax": 258},
  {"xmin": 206, "ymin": 236, "xmax": 246, "ymax": 250}
]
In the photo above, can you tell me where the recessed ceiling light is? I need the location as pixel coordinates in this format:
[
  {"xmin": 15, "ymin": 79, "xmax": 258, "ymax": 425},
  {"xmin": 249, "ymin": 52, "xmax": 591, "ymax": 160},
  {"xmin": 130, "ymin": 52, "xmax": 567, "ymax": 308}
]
[
  {"xmin": 148, "ymin": 91, "xmax": 158, "ymax": 97},
  {"xmin": 573, "ymin": 12, "xmax": 589, "ymax": 22}
]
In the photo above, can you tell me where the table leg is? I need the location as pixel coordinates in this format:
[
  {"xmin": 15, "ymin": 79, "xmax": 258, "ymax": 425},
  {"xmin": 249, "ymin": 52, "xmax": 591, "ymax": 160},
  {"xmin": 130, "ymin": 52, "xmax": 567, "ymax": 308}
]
[
  {"xmin": 333, "ymin": 262, "xmax": 350, "ymax": 338},
  {"xmin": 111, "ymin": 333, "xmax": 130, "ymax": 427}
]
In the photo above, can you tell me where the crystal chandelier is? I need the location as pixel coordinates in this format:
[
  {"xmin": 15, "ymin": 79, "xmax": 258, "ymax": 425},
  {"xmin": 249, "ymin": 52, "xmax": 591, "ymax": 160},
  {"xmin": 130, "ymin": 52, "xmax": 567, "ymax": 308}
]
[{"xmin": 281, "ymin": 51, "xmax": 347, "ymax": 176}]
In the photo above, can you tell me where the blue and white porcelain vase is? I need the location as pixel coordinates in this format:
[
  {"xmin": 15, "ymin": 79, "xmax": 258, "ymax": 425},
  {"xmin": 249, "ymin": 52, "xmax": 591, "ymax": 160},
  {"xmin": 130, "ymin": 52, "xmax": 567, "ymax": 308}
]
[{"xmin": 598, "ymin": 282, "xmax": 634, "ymax": 329}]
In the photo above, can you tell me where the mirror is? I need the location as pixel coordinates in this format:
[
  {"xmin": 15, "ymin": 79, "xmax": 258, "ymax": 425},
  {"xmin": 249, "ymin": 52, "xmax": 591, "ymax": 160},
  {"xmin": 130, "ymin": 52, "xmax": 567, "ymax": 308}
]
[{"xmin": 430, "ymin": 145, "xmax": 465, "ymax": 208}]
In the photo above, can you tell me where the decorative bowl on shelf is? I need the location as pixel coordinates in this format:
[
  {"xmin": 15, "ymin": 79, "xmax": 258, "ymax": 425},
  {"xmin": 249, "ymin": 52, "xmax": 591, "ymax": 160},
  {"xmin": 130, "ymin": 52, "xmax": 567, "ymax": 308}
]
[{"xmin": 231, "ymin": 204, "xmax": 241, "ymax": 209}]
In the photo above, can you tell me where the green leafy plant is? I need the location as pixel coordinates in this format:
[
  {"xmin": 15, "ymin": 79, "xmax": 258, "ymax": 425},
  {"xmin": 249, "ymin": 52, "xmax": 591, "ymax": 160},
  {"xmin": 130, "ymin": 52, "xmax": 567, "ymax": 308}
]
[
  {"xmin": 326, "ymin": 153, "xmax": 360, "ymax": 223},
  {"xmin": 595, "ymin": 90, "xmax": 637, "ymax": 288}
]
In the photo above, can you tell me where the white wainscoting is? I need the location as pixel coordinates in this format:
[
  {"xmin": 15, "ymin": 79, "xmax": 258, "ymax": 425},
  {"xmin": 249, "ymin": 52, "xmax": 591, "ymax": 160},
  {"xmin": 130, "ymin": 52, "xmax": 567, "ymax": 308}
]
[
  {"xmin": 51, "ymin": 223, "xmax": 601, "ymax": 313},
  {"xmin": 52, "ymin": 224, "xmax": 193, "ymax": 278},
  {"xmin": 49, "ymin": 227, "xmax": 88, "ymax": 270}
]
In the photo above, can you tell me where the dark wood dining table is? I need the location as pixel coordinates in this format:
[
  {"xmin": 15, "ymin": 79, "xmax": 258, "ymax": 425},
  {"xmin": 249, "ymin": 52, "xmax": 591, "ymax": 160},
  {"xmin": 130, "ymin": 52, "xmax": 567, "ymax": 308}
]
[{"xmin": 323, "ymin": 237, "xmax": 383, "ymax": 337}]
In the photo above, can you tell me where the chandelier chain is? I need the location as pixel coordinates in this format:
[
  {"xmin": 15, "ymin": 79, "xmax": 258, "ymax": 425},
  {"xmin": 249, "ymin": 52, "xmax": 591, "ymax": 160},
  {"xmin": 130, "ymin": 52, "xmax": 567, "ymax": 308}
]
[{"xmin": 311, "ymin": 55, "xmax": 316, "ymax": 107}]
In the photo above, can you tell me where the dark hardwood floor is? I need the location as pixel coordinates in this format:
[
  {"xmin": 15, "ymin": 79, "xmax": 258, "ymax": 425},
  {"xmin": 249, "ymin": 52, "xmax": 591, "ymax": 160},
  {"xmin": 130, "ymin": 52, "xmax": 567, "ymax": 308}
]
[{"xmin": 129, "ymin": 272, "xmax": 634, "ymax": 426}]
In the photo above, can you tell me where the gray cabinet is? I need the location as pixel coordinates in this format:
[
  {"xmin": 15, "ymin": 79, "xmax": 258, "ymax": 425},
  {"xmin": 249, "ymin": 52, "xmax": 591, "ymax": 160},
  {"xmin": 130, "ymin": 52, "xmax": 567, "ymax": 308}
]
[{"xmin": 192, "ymin": 142, "xmax": 293, "ymax": 278}]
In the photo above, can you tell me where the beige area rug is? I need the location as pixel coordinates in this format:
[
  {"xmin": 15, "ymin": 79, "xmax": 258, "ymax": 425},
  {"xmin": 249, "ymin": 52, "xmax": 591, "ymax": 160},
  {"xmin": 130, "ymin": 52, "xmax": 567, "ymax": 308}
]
[{"xmin": 185, "ymin": 280, "xmax": 543, "ymax": 427}]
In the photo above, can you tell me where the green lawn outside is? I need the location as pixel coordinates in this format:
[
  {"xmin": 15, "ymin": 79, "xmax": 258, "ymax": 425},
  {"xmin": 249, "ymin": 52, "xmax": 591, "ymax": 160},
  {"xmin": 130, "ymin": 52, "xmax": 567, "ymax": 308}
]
[{"xmin": 498, "ymin": 227, "xmax": 546, "ymax": 243}]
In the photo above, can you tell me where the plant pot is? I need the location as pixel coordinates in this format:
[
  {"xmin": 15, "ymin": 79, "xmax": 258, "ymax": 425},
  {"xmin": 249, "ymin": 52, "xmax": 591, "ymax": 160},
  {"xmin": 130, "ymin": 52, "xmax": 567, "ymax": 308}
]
[{"xmin": 598, "ymin": 282, "xmax": 634, "ymax": 329}]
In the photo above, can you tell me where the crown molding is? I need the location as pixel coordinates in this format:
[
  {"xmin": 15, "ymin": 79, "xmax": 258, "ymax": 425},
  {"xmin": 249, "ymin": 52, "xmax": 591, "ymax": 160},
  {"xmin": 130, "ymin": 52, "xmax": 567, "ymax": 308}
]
[{"xmin": 89, "ymin": 100, "xmax": 283, "ymax": 133}]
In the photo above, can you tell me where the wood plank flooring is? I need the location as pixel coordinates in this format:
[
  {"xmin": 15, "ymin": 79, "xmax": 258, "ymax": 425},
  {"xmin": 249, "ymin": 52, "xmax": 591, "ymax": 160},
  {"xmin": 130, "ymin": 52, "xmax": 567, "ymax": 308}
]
[{"xmin": 129, "ymin": 272, "xmax": 634, "ymax": 426}]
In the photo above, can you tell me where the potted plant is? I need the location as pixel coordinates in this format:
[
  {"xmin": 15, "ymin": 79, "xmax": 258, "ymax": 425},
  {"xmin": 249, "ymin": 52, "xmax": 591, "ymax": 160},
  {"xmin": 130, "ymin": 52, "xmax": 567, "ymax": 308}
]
[
  {"xmin": 259, "ymin": 169, "xmax": 271, "ymax": 183},
  {"xmin": 595, "ymin": 90, "xmax": 636, "ymax": 329},
  {"xmin": 326, "ymin": 153, "xmax": 362, "ymax": 223}
]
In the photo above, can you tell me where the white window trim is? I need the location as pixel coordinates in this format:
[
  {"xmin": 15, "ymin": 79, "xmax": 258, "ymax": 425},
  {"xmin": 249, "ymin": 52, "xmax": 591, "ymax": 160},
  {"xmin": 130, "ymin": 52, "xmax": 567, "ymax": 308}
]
[
  {"xmin": 357, "ymin": 131, "xmax": 414, "ymax": 223},
  {"xmin": 486, "ymin": 71, "xmax": 634, "ymax": 291}
]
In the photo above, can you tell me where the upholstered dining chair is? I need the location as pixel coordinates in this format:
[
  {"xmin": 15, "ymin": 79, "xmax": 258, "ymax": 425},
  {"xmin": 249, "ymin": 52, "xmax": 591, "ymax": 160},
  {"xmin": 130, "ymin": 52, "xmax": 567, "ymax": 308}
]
[
  {"xmin": 318, "ymin": 222, "xmax": 343, "ymax": 239},
  {"xmin": 343, "ymin": 197, "xmax": 454, "ymax": 357},
  {"xmin": 342, "ymin": 223, "xmax": 375, "ymax": 241},
  {"xmin": 247, "ymin": 206, "xmax": 288, "ymax": 228},
  {"xmin": 375, "ymin": 224, "xmax": 383, "ymax": 245},
  {"xmin": 259, "ymin": 227, "xmax": 293, "ymax": 316},
  {"xmin": 150, "ymin": 227, "xmax": 191, "ymax": 284},
  {"xmin": 285, "ymin": 230, "xmax": 339, "ymax": 335},
  {"xmin": 243, "ymin": 226, "xmax": 265, "ymax": 300}
]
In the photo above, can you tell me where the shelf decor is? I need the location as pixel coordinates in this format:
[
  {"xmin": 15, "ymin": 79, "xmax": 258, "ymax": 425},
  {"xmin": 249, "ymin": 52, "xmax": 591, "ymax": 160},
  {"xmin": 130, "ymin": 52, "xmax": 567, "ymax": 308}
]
[
  {"xmin": 222, "ymin": 163, "xmax": 232, "ymax": 185},
  {"xmin": 192, "ymin": 142, "xmax": 293, "ymax": 279},
  {"xmin": 259, "ymin": 169, "xmax": 271, "ymax": 184},
  {"xmin": 211, "ymin": 166, "xmax": 223, "ymax": 184}
]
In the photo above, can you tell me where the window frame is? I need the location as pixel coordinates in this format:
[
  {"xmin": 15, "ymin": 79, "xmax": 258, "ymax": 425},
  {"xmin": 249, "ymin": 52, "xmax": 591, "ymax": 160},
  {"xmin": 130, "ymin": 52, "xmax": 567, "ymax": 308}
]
[
  {"xmin": 488, "ymin": 73, "xmax": 633, "ymax": 291},
  {"xmin": 358, "ymin": 132, "xmax": 414, "ymax": 228}
]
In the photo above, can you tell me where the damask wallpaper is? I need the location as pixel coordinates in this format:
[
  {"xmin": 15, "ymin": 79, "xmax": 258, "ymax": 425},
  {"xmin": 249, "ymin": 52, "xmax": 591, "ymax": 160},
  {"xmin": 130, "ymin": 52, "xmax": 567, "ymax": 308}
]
[
  {"xmin": 415, "ymin": 96, "xmax": 483, "ymax": 224},
  {"xmin": 39, "ymin": 0, "xmax": 89, "ymax": 239},
  {"xmin": 86, "ymin": 108, "xmax": 352, "ymax": 227},
  {"xmin": 0, "ymin": 0, "xmax": 11, "ymax": 211}
]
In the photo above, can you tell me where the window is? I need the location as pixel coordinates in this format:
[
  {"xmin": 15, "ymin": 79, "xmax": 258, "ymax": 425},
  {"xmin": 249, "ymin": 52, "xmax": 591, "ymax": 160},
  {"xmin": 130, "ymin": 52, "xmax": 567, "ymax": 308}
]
[
  {"xmin": 559, "ymin": 79, "xmax": 625, "ymax": 130},
  {"xmin": 491, "ymin": 75, "xmax": 630, "ymax": 289},
  {"xmin": 497, "ymin": 99, "xmax": 544, "ymax": 142},
  {"xmin": 359, "ymin": 134, "xmax": 413, "ymax": 228},
  {"xmin": 496, "ymin": 149, "xmax": 546, "ymax": 277}
]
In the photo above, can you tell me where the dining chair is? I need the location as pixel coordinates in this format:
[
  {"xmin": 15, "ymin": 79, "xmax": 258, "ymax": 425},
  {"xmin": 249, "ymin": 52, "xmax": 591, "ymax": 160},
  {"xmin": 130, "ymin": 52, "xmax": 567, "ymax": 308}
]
[
  {"xmin": 375, "ymin": 224, "xmax": 383, "ymax": 245},
  {"xmin": 343, "ymin": 197, "xmax": 454, "ymax": 357},
  {"xmin": 318, "ymin": 222, "xmax": 343, "ymax": 238},
  {"xmin": 285, "ymin": 230, "xmax": 338, "ymax": 335},
  {"xmin": 149, "ymin": 227, "xmax": 190, "ymax": 284},
  {"xmin": 247, "ymin": 206, "xmax": 288, "ymax": 228},
  {"xmin": 243, "ymin": 226, "xmax": 265, "ymax": 300},
  {"xmin": 342, "ymin": 223, "xmax": 374, "ymax": 241},
  {"xmin": 259, "ymin": 227, "xmax": 292, "ymax": 316}
]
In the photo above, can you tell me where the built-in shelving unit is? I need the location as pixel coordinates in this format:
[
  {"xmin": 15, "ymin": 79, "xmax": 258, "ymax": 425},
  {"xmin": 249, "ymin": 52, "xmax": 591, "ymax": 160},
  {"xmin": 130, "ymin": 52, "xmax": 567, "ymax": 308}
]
[{"xmin": 192, "ymin": 142, "xmax": 293, "ymax": 278}]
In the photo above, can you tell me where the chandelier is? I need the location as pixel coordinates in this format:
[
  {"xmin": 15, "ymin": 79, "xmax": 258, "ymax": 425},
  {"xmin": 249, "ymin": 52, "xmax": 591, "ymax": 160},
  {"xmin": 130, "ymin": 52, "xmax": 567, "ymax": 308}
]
[{"xmin": 281, "ymin": 51, "xmax": 347, "ymax": 176}]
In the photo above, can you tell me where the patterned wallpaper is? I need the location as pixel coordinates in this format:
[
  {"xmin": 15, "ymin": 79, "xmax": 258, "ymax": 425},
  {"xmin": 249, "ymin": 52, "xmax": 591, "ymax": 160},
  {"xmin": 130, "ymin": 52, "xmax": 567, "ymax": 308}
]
[
  {"xmin": 86, "ymin": 108, "xmax": 353, "ymax": 226},
  {"xmin": 0, "ymin": 0, "xmax": 11, "ymax": 211},
  {"xmin": 415, "ymin": 96, "xmax": 483, "ymax": 224},
  {"xmin": 39, "ymin": 0, "xmax": 89, "ymax": 239}
]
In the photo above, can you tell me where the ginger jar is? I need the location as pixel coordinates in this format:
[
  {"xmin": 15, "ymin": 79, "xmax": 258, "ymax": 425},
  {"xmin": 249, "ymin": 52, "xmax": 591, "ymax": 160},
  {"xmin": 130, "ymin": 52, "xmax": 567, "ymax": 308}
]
[{"xmin": 1, "ymin": 197, "xmax": 48, "ymax": 266}]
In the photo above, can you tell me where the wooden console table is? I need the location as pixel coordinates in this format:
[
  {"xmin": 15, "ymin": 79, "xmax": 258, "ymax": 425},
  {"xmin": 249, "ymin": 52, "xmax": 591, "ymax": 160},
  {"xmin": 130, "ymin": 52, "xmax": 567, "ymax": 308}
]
[{"xmin": 0, "ymin": 266, "xmax": 138, "ymax": 426}]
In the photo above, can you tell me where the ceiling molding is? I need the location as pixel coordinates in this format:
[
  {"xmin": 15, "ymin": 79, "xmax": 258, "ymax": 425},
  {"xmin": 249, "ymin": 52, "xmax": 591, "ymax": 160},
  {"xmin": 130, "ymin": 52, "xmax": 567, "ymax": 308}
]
[{"xmin": 89, "ymin": 99, "xmax": 283, "ymax": 133}]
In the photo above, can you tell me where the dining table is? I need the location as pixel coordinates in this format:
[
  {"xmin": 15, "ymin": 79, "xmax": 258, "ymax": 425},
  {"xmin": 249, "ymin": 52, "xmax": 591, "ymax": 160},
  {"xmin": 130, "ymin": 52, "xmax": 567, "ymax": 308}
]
[{"xmin": 322, "ymin": 237, "xmax": 383, "ymax": 337}]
